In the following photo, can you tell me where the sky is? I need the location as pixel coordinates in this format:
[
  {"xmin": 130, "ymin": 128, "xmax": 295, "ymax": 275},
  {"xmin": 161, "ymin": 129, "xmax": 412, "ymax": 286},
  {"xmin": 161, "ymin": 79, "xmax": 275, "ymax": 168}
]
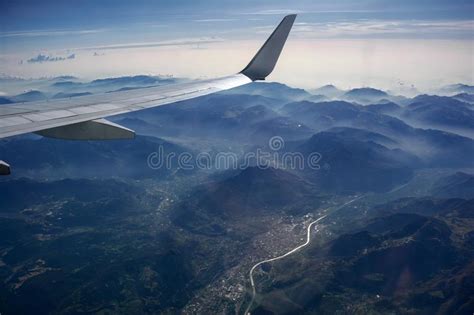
[{"xmin": 0, "ymin": 0, "xmax": 473, "ymax": 93}]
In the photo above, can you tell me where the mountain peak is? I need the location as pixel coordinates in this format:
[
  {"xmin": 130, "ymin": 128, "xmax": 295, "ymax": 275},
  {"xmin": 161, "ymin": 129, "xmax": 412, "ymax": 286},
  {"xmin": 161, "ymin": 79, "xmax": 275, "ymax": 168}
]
[
  {"xmin": 311, "ymin": 84, "xmax": 344, "ymax": 98},
  {"xmin": 319, "ymin": 84, "xmax": 337, "ymax": 89},
  {"xmin": 439, "ymin": 83, "xmax": 474, "ymax": 95},
  {"xmin": 344, "ymin": 87, "xmax": 388, "ymax": 97}
]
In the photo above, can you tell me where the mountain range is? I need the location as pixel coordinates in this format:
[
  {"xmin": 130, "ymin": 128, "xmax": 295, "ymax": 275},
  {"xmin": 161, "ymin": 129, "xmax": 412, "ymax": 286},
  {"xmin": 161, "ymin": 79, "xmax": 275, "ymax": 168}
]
[{"xmin": 0, "ymin": 76, "xmax": 473, "ymax": 315}]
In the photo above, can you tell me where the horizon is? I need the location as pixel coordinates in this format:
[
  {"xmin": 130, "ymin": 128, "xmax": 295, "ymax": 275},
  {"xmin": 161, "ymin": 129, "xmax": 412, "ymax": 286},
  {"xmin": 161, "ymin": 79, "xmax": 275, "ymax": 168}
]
[
  {"xmin": 1, "ymin": 1, "xmax": 473, "ymax": 93},
  {"xmin": 0, "ymin": 73, "xmax": 472, "ymax": 98}
]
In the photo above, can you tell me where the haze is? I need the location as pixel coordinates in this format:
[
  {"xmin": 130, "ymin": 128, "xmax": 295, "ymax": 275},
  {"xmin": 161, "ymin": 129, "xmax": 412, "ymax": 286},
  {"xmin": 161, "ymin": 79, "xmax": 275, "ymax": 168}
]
[{"xmin": 1, "ymin": 0, "xmax": 473, "ymax": 93}]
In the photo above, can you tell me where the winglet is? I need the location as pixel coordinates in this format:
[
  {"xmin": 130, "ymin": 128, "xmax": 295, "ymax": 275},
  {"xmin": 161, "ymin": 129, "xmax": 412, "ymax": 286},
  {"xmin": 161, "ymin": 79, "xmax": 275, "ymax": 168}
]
[{"xmin": 240, "ymin": 14, "xmax": 296, "ymax": 81}]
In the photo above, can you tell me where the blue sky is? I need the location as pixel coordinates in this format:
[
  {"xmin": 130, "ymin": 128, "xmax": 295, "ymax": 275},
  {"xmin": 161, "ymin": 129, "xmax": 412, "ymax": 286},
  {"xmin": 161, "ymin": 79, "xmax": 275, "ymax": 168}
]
[
  {"xmin": 2, "ymin": 0, "xmax": 473, "ymax": 36},
  {"xmin": 1, "ymin": 0, "xmax": 473, "ymax": 92},
  {"xmin": 1, "ymin": 0, "xmax": 473, "ymax": 26}
]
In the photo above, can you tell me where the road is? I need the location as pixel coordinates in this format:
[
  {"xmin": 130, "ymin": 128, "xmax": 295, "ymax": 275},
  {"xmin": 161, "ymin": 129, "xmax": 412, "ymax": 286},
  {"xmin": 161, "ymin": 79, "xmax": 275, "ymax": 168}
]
[{"xmin": 244, "ymin": 196, "xmax": 363, "ymax": 315}]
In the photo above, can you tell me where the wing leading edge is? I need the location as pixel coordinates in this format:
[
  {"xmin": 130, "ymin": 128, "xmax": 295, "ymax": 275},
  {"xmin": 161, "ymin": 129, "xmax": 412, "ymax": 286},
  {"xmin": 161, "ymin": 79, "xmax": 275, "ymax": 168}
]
[{"xmin": 0, "ymin": 14, "xmax": 296, "ymax": 175}]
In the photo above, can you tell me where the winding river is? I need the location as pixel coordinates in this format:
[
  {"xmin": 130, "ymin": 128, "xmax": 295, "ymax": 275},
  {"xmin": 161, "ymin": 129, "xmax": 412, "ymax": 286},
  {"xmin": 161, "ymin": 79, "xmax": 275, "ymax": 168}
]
[{"xmin": 244, "ymin": 197, "xmax": 362, "ymax": 315}]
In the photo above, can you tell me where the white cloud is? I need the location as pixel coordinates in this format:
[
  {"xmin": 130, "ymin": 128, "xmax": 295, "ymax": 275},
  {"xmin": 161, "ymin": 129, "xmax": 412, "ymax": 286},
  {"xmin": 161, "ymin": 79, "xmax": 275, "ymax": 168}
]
[
  {"xmin": 193, "ymin": 19, "xmax": 237, "ymax": 23},
  {"xmin": 239, "ymin": 9, "xmax": 303, "ymax": 16},
  {"xmin": 77, "ymin": 37, "xmax": 225, "ymax": 51},
  {"xmin": 239, "ymin": 9, "xmax": 378, "ymax": 15},
  {"xmin": 27, "ymin": 53, "xmax": 76, "ymax": 63},
  {"xmin": 2, "ymin": 38, "xmax": 472, "ymax": 93},
  {"xmin": 0, "ymin": 29, "xmax": 104, "ymax": 38},
  {"xmin": 290, "ymin": 20, "xmax": 474, "ymax": 39},
  {"xmin": 252, "ymin": 19, "xmax": 474, "ymax": 39}
]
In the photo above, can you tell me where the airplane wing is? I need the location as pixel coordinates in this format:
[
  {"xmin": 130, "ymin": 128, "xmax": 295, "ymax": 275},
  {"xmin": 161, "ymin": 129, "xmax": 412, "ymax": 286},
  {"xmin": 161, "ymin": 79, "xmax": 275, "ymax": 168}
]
[{"xmin": 0, "ymin": 14, "xmax": 296, "ymax": 175}]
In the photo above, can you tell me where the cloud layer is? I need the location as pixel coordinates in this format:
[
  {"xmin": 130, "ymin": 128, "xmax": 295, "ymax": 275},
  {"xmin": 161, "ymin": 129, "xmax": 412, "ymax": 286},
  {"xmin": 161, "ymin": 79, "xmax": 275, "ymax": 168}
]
[
  {"xmin": 27, "ymin": 53, "xmax": 75, "ymax": 63},
  {"xmin": 253, "ymin": 19, "xmax": 474, "ymax": 39}
]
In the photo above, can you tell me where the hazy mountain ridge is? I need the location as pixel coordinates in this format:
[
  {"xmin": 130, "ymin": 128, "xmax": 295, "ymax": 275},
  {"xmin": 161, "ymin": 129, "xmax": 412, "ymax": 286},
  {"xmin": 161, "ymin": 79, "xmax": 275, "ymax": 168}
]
[
  {"xmin": 309, "ymin": 84, "xmax": 408, "ymax": 104},
  {"xmin": 292, "ymin": 131, "xmax": 418, "ymax": 193},
  {"xmin": 402, "ymin": 95, "xmax": 474, "ymax": 131},
  {"xmin": 172, "ymin": 167, "xmax": 324, "ymax": 236},
  {"xmin": 0, "ymin": 75, "xmax": 179, "ymax": 102},
  {"xmin": 0, "ymin": 135, "xmax": 190, "ymax": 179},
  {"xmin": 0, "ymin": 77, "xmax": 473, "ymax": 314},
  {"xmin": 438, "ymin": 83, "xmax": 474, "ymax": 96}
]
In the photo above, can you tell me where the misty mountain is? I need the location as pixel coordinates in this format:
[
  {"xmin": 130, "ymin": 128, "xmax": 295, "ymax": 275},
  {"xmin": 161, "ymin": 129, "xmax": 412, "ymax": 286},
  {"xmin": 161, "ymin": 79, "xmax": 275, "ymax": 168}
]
[
  {"xmin": 306, "ymin": 94, "xmax": 329, "ymax": 103},
  {"xmin": 0, "ymin": 97, "xmax": 13, "ymax": 104},
  {"xmin": 91, "ymin": 75, "xmax": 175, "ymax": 87},
  {"xmin": 250, "ymin": 116, "xmax": 314, "ymax": 142},
  {"xmin": 281, "ymin": 98, "xmax": 474, "ymax": 168},
  {"xmin": 114, "ymin": 93, "xmax": 289, "ymax": 140},
  {"xmin": 12, "ymin": 90, "xmax": 47, "ymax": 102},
  {"xmin": 191, "ymin": 167, "xmax": 316, "ymax": 215},
  {"xmin": 402, "ymin": 95, "xmax": 474, "ymax": 131},
  {"xmin": 52, "ymin": 75, "xmax": 176, "ymax": 90},
  {"xmin": 293, "ymin": 132, "xmax": 418, "ymax": 193},
  {"xmin": 387, "ymin": 85, "xmax": 420, "ymax": 98},
  {"xmin": 412, "ymin": 129, "xmax": 474, "ymax": 168},
  {"xmin": 310, "ymin": 84, "xmax": 345, "ymax": 98},
  {"xmin": 200, "ymin": 167, "xmax": 317, "ymax": 213},
  {"xmin": 3, "ymin": 79, "xmax": 473, "ymax": 177},
  {"xmin": 1, "ymin": 74, "xmax": 474, "ymax": 315},
  {"xmin": 173, "ymin": 167, "xmax": 322, "ymax": 236},
  {"xmin": 281, "ymin": 100, "xmax": 361, "ymax": 130},
  {"xmin": 365, "ymin": 101, "xmax": 402, "ymax": 115},
  {"xmin": 281, "ymin": 100, "xmax": 413, "ymax": 137},
  {"xmin": 324, "ymin": 127, "xmax": 398, "ymax": 147},
  {"xmin": 52, "ymin": 92, "xmax": 93, "ymax": 99},
  {"xmin": 224, "ymin": 82, "xmax": 311, "ymax": 102},
  {"xmin": 50, "ymin": 75, "xmax": 78, "ymax": 81},
  {"xmin": 439, "ymin": 83, "xmax": 474, "ymax": 95},
  {"xmin": 0, "ymin": 135, "xmax": 189, "ymax": 179},
  {"xmin": 50, "ymin": 81, "xmax": 80, "ymax": 88},
  {"xmin": 342, "ymin": 87, "xmax": 389, "ymax": 104},
  {"xmin": 452, "ymin": 93, "xmax": 474, "ymax": 104}
]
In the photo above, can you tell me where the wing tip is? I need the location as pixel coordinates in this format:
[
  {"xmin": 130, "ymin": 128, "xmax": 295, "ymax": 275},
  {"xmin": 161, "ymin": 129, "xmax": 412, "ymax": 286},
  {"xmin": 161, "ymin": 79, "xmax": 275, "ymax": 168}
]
[{"xmin": 241, "ymin": 14, "xmax": 297, "ymax": 81}]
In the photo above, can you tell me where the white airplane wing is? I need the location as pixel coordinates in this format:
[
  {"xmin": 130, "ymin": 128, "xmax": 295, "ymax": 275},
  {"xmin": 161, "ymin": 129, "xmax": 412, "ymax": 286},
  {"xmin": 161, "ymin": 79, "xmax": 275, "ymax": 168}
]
[{"xmin": 0, "ymin": 14, "xmax": 296, "ymax": 175}]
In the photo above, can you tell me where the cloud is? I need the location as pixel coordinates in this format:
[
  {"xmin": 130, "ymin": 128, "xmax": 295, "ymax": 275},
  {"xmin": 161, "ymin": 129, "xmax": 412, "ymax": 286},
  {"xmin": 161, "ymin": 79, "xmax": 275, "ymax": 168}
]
[
  {"xmin": 259, "ymin": 19, "xmax": 474, "ymax": 39},
  {"xmin": 239, "ymin": 9, "xmax": 304, "ymax": 15},
  {"xmin": 238, "ymin": 9, "xmax": 379, "ymax": 15},
  {"xmin": 193, "ymin": 18, "xmax": 237, "ymax": 23},
  {"xmin": 27, "ymin": 53, "xmax": 76, "ymax": 63},
  {"xmin": 0, "ymin": 29, "xmax": 104, "ymax": 38},
  {"xmin": 79, "ymin": 37, "xmax": 225, "ymax": 51}
]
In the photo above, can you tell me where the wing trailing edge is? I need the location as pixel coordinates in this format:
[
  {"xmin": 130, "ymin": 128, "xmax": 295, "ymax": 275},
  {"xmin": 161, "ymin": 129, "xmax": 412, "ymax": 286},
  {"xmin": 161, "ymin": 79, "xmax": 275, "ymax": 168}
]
[{"xmin": 36, "ymin": 118, "xmax": 135, "ymax": 140}]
